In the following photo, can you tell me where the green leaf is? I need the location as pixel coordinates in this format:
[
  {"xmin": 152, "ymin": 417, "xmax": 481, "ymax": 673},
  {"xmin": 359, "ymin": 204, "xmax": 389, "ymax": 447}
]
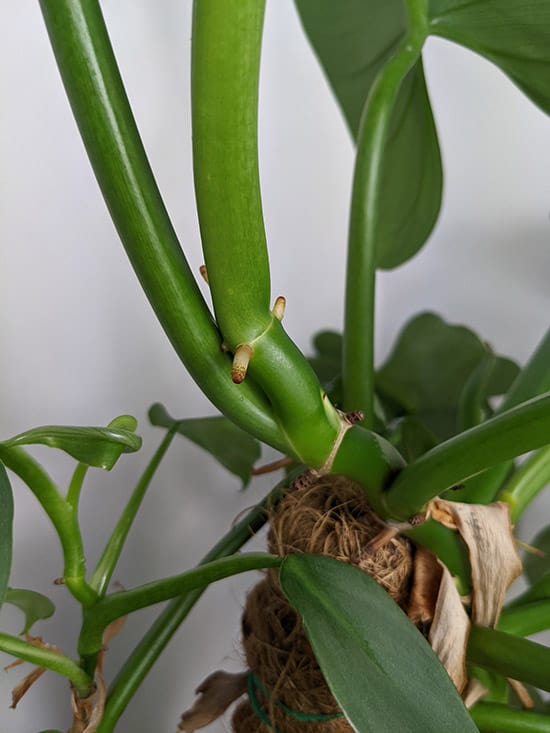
[
  {"xmin": 4, "ymin": 588, "xmax": 55, "ymax": 634},
  {"xmin": 524, "ymin": 526, "xmax": 550, "ymax": 587},
  {"xmin": 295, "ymin": 0, "xmax": 442, "ymax": 268},
  {"xmin": 280, "ymin": 554, "xmax": 477, "ymax": 732},
  {"xmin": 148, "ymin": 403, "xmax": 261, "ymax": 488},
  {"xmin": 388, "ymin": 416, "xmax": 439, "ymax": 461},
  {"xmin": 1, "ymin": 416, "xmax": 141, "ymax": 470},
  {"xmin": 429, "ymin": 1, "xmax": 550, "ymax": 116},
  {"xmin": 376, "ymin": 313, "xmax": 519, "ymax": 440},
  {"xmin": 0, "ymin": 463, "xmax": 14, "ymax": 609}
]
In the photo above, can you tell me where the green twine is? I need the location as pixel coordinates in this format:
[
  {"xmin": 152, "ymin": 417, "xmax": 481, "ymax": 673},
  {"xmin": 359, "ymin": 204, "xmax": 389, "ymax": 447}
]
[{"xmin": 247, "ymin": 672, "xmax": 344, "ymax": 730}]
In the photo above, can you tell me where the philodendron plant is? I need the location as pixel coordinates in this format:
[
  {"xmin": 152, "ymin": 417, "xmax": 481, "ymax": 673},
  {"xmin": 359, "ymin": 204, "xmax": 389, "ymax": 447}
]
[{"xmin": 2, "ymin": 1, "xmax": 550, "ymax": 731}]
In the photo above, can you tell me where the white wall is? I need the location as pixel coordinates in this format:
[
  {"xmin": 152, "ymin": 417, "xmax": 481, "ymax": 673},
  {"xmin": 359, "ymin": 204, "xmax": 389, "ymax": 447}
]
[{"xmin": 1, "ymin": 2, "xmax": 549, "ymax": 731}]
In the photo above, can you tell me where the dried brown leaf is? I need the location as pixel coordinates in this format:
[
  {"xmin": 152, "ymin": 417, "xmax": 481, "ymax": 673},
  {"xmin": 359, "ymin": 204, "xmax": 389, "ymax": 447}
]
[
  {"xmin": 462, "ymin": 678, "xmax": 488, "ymax": 708},
  {"xmin": 10, "ymin": 666, "xmax": 46, "ymax": 709},
  {"xmin": 508, "ymin": 678, "xmax": 535, "ymax": 709},
  {"xmin": 179, "ymin": 670, "xmax": 248, "ymax": 732},
  {"xmin": 407, "ymin": 548, "xmax": 442, "ymax": 627}
]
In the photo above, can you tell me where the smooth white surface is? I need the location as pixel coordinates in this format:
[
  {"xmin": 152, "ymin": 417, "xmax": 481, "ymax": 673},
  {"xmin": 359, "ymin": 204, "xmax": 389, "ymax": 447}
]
[{"xmin": 1, "ymin": 2, "xmax": 549, "ymax": 731}]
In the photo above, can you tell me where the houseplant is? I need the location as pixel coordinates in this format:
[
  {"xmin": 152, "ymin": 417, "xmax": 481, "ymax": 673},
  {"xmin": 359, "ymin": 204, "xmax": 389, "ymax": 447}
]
[{"xmin": 1, "ymin": 0, "xmax": 550, "ymax": 730}]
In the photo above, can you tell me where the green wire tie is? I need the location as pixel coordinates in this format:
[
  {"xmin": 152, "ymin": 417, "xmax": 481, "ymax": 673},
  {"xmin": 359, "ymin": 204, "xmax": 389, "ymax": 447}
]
[{"xmin": 247, "ymin": 672, "xmax": 344, "ymax": 731}]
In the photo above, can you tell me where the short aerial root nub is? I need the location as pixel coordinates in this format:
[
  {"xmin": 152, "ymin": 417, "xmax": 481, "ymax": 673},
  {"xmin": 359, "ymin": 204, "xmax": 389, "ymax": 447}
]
[
  {"xmin": 199, "ymin": 265, "xmax": 209, "ymax": 283},
  {"xmin": 232, "ymin": 344, "xmax": 254, "ymax": 384},
  {"xmin": 272, "ymin": 296, "xmax": 286, "ymax": 321}
]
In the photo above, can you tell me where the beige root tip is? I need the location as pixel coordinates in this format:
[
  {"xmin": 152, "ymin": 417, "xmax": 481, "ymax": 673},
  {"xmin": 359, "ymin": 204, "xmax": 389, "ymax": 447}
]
[
  {"xmin": 272, "ymin": 296, "xmax": 286, "ymax": 320},
  {"xmin": 231, "ymin": 344, "xmax": 253, "ymax": 384},
  {"xmin": 199, "ymin": 265, "xmax": 209, "ymax": 284}
]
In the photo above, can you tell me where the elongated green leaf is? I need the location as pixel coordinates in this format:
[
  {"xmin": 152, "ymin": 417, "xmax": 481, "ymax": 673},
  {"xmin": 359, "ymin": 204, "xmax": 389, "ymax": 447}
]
[
  {"xmin": 429, "ymin": 1, "xmax": 550, "ymax": 115},
  {"xmin": 377, "ymin": 313, "xmax": 519, "ymax": 440},
  {"xmin": 295, "ymin": 1, "xmax": 442, "ymax": 268},
  {"xmin": 148, "ymin": 403, "xmax": 261, "ymax": 488},
  {"xmin": 4, "ymin": 588, "xmax": 55, "ymax": 634},
  {"xmin": 0, "ymin": 463, "xmax": 14, "ymax": 609},
  {"xmin": 280, "ymin": 554, "xmax": 477, "ymax": 732},
  {"xmin": 523, "ymin": 526, "xmax": 550, "ymax": 587},
  {"xmin": 501, "ymin": 327, "xmax": 550, "ymax": 412},
  {"xmin": 1, "ymin": 416, "xmax": 141, "ymax": 470}
]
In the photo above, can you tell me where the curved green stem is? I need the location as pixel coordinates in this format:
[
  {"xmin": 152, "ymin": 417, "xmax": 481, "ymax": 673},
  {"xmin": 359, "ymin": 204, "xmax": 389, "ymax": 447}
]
[
  {"xmin": 66, "ymin": 463, "xmax": 88, "ymax": 509},
  {"xmin": 39, "ymin": 0, "xmax": 285, "ymax": 453},
  {"xmin": 0, "ymin": 446, "xmax": 97, "ymax": 606},
  {"xmin": 97, "ymin": 471, "xmax": 299, "ymax": 732},
  {"xmin": 384, "ymin": 392, "xmax": 550, "ymax": 520},
  {"xmin": 470, "ymin": 702, "xmax": 550, "ymax": 732},
  {"xmin": 343, "ymin": 0, "xmax": 428, "ymax": 424},
  {"xmin": 497, "ymin": 444, "xmax": 550, "ymax": 522},
  {"xmin": 90, "ymin": 425, "xmax": 179, "ymax": 597},
  {"xmin": 498, "ymin": 599, "xmax": 550, "ymax": 636},
  {"xmin": 0, "ymin": 632, "xmax": 92, "ymax": 696},
  {"xmin": 468, "ymin": 625, "xmax": 550, "ymax": 693},
  {"xmin": 79, "ymin": 553, "xmax": 280, "ymax": 659}
]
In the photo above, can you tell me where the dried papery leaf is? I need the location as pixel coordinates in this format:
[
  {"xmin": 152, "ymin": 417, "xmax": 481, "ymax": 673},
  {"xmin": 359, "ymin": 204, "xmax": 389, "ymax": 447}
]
[
  {"xmin": 462, "ymin": 679, "xmax": 488, "ymax": 709},
  {"xmin": 11, "ymin": 666, "xmax": 46, "ymax": 709},
  {"xmin": 432, "ymin": 501, "xmax": 522, "ymax": 627},
  {"xmin": 101, "ymin": 613, "xmax": 126, "ymax": 647},
  {"xmin": 179, "ymin": 670, "xmax": 248, "ymax": 732},
  {"xmin": 407, "ymin": 548, "xmax": 442, "ymax": 628},
  {"xmin": 70, "ymin": 686, "xmax": 97, "ymax": 733},
  {"xmin": 428, "ymin": 565, "xmax": 470, "ymax": 693},
  {"xmin": 507, "ymin": 678, "xmax": 535, "ymax": 709},
  {"xmin": 429, "ymin": 501, "xmax": 456, "ymax": 530}
]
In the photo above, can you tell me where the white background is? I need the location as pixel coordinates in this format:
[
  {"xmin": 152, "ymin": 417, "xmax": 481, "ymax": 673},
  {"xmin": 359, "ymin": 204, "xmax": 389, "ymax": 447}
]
[{"xmin": 1, "ymin": 2, "xmax": 550, "ymax": 731}]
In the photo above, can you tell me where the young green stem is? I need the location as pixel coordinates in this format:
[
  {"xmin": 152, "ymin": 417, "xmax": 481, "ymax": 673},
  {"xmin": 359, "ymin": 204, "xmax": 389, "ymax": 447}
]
[
  {"xmin": 384, "ymin": 392, "xmax": 550, "ymax": 520},
  {"xmin": 0, "ymin": 446, "xmax": 96, "ymax": 606},
  {"xmin": 89, "ymin": 425, "xmax": 179, "ymax": 597},
  {"xmin": 0, "ymin": 632, "xmax": 92, "ymax": 696},
  {"xmin": 497, "ymin": 444, "xmax": 550, "ymax": 522},
  {"xmin": 66, "ymin": 463, "xmax": 88, "ymax": 509},
  {"xmin": 39, "ymin": 0, "xmax": 285, "ymax": 453},
  {"xmin": 498, "ymin": 599, "xmax": 550, "ymax": 636},
  {"xmin": 468, "ymin": 625, "xmax": 550, "ymax": 692},
  {"xmin": 79, "ymin": 554, "xmax": 281, "ymax": 659},
  {"xmin": 343, "ymin": 0, "xmax": 428, "ymax": 424},
  {"xmin": 500, "ymin": 326, "xmax": 550, "ymax": 412},
  {"xmin": 97, "ymin": 473, "xmax": 300, "ymax": 732},
  {"xmin": 470, "ymin": 702, "xmax": 550, "ymax": 732}
]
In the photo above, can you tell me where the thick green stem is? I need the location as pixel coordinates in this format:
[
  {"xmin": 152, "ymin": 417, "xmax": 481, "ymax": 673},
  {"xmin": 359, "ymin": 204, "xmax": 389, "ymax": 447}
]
[
  {"xmin": 0, "ymin": 446, "xmax": 96, "ymax": 605},
  {"xmin": 384, "ymin": 392, "xmax": 550, "ymax": 520},
  {"xmin": 89, "ymin": 426, "xmax": 179, "ymax": 597},
  {"xmin": 468, "ymin": 626, "xmax": 550, "ymax": 693},
  {"xmin": 66, "ymin": 463, "xmax": 89, "ymax": 509},
  {"xmin": 470, "ymin": 702, "xmax": 550, "ymax": 732},
  {"xmin": 97, "ymin": 472, "xmax": 296, "ymax": 732},
  {"xmin": 79, "ymin": 554, "xmax": 280, "ymax": 658},
  {"xmin": 498, "ymin": 599, "xmax": 550, "ymax": 636},
  {"xmin": 497, "ymin": 444, "xmax": 550, "ymax": 522},
  {"xmin": 39, "ymin": 0, "xmax": 285, "ymax": 452},
  {"xmin": 343, "ymin": 0, "xmax": 428, "ymax": 424},
  {"xmin": 0, "ymin": 632, "xmax": 92, "ymax": 696}
]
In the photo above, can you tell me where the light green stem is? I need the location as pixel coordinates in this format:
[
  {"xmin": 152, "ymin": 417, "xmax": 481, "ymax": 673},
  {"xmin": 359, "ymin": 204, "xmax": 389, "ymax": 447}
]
[
  {"xmin": 497, "ymin": 444, "xmax": 550, "ymax": 522},
  {"xmin": 498, "ymin": 599, "xmax": 550, "ymax": 636},
  {"xmin": 90, "ymin": 425, "xmax": 179, "ymax": 597},
  {"xmin": 0, "ymin": 632, "xmax": 92, "ymax": 696},
  {"xmin": 343, "ymin": 0, "xmax": 428, "ymax": 424},
  {"xmin": 470, "ymin": 702, "xmax": 550, "ymax": 732}
]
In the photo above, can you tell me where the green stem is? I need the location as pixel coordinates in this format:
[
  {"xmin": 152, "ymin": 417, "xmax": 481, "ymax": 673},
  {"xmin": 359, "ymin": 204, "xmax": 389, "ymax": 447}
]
[
  {"xmin": 470, "ymin": 702, "xmax": 550, "ymax": 732},
  {"xmin": 97, "ymin": 473, "xmax": 295, "ymax": 732},
  {"xmin": 468, "ymin": 625, "xmax": 550, "ymax": 692},
  {"xmin": 500, "ymin": 326, "xmax": 550, "ymax": 412},
  {"xmin": 66, "ymin": 463, "xmax": 88, "ymax": 509},
  {"xmin": 0, "ymin": 632, "xmax": 92, "ymax": 696},
  {"xmin": 343, "ymin": 0, "xmax": 428, "ymax": 424},
  {"xmin": 39, "ymin": 0, "xmax": 285, "ymax": 453},
  {"xmin": 79, "ymin": 554, "xmax": 281, "ymax": 658},
  {"xmin": 384, "ymin": 392, "xmax": 550, "ymax": 520},
  {"xmin": 507, "ymin": 575, "xmax": 550, "ymax": 609},
  {"xmin": 89, "ymin": 425, "xmax": 179, "ymax": 597},
  {"xmin": 452, "ymin": 461, "xmax": 513, "ymax": 505},
  {"xmin": 497, "ymin": 444, "xmax": 550, "ymax": 522},
  {"xmin": 498, "ymin": 599, "xmax": 550, "ymax": 636},
  {"xmin": 0, "ymin": 446, "xmax": 97, "ymax": 606}
]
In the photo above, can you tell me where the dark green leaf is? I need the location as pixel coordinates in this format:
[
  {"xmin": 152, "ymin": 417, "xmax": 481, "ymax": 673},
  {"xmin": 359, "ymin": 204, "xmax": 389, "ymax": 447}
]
[
  {"xmin": 312, "ymin": 330, "xmax": 342, "ymax": 361},
  {"xmin": 0, "ymin": 463, "xmax": 14, "ymax": 609},
  {"xmin": 295, "ymin": 1, "xmax": 442, "ymax": 268},
  {"xmin": 388, "ymin": 416, "xmax": 439, "ymax": 461},
  {"xmin": 524, "ymin": 526, "xmax": 550, "ymax": 587},
  {"xmin": 1, "ymin": 416, "xmax": 141, "ymax": 470},
  {"xmin": 280, "ymin": 554, "xmax": 477, "ymax": 732},
  {"xmin": 148, "ymin": 403, "xmax": 261, "ymax": 488},
  {"xmin": 429, "ymin": 1, "xmax": 550, "ymax": 115},
  {"xmin": 376, "ymin": 313, "xmax": 518, "ymax": 440},
  {"xmin": 4, "ymin": 588, "xmax": 55, "ymax": 634}
]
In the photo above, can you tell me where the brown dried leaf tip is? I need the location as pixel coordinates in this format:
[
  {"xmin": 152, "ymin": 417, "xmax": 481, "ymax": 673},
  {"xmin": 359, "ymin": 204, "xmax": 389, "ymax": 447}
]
[
  {"xmin": 179, "ymin": 670, "xmax": 248, "ymax": 732},
  {"xmin": 231, "ymin": 344, "xmax": 253, "ymax": 384},
  {"xmin": 8, "ymin": 635, "xmax": 64, "ymax": 710}
]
